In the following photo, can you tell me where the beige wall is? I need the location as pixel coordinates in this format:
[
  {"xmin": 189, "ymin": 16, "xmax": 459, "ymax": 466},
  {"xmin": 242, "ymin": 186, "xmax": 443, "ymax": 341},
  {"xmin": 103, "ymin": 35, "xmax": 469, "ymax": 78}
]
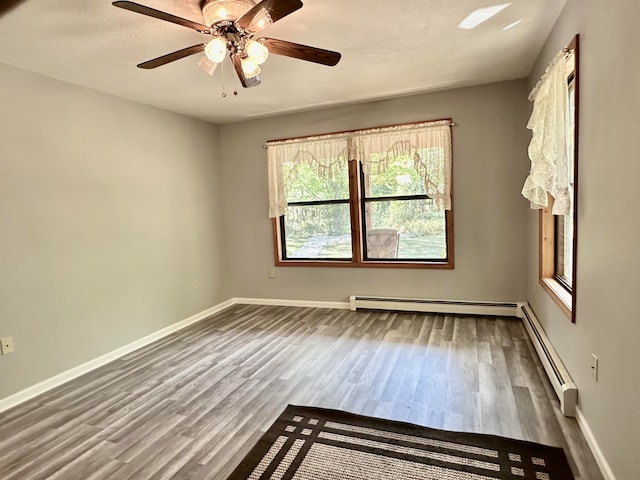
[
  {"xmin": 526, "ymin": 2, "xmax": 640, "ymax": 479},
  {"xmin": 1, "ymin": 2, "xmax": 637, "ymax": 475},
  {"xmin": 219, "ymin": 80, "xmax": 531, "ymax": 303},
  {"xmin": 0, "ymin": 64, "xmax": 227, "ymax": 399}
]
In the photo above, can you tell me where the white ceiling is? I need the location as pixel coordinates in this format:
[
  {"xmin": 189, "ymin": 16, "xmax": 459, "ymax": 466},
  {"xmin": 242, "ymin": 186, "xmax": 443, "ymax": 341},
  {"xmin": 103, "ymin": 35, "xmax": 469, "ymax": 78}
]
[{"xmin": 0, "ymin": 0, "xmax": 566, "ymax": 124}]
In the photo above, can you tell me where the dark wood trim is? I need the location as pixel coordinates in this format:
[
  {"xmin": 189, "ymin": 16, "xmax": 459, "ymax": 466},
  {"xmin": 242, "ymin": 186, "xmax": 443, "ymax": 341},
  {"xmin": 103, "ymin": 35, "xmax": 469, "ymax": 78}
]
[
  {"xmin": 539, "ymin": 200, "xmax": 554, "ymax": 279},
  {"xmin": 270, "ymin": 120, "xmax": 455, "ymax": 270},
  {"xmin": 445, "ymin": 203, "xmax": 454, "ymax": 267},
  {"xmin": 273, "ymin": 259, "xmax": 455, "ymax": 269},
  {"xmin": 272, "ymin": 218, "xmax": 283, "ymax": 264},
  {"xmin": 363, "ymin": 194, "xmax": 432, "ymax": 203},
  {"xmin": 569, "ymin": 34, "xmax": 579, "ymax": 323},
  {"xmin": 538, "ymin": 34, "xmax": 579, "ymax": 323},
  {"xmin": 266, "ymin": 118, "xmax": 454, "ymax": 145},
  {"xmin": 446, "ymin": 126, "xmax": 455, "ymax": 269},
  {"xmin": 287, "ymin": 199, "xmax": 350, "ymax": 207},
  {"xmin": 348, "ymin": 158, "xmax": 363, "ymax": 262}
]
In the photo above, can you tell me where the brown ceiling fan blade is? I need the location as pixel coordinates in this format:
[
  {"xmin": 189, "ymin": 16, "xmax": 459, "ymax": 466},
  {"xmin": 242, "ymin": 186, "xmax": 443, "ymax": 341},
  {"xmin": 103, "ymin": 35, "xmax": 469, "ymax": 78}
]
[
  {"xmin": 261, "ymin": 38, "xmax": 341, "ymax": 66},
  {"xmin": 112, "ymin": 1, "xmax": 211, "ymax": 33},
  {"xmin": 137, "ymin": 44, "xmax": 206, "ymax": 69},
  {"xmin": 237, "ymin": 0, "xmax": 303, "ymax": 32},
  {"xmin": 232, "ymin": 55, "xmax": 262, "ymax": 88}
]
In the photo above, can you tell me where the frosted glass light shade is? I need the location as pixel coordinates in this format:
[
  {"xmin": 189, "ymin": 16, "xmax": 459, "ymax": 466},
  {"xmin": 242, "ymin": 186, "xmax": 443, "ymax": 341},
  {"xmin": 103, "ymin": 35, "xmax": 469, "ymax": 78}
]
[
  {"xmin": 245, "ymin": 39, "xmax": 269, "ymax": 65},
  {"xmin": 246, "ymin": 8, "xmax": 273, "ymax": 31},
  {"xmin": 205, "ymin": 37, "xmax": 227, "ymax": 63},
  {"xmin": 197, "ymin": 56, "xmax": 219, "ymax": 76},
  {"xmin": 241, "ymin": 56, "xmax": 261, "ymax": 78},
  {"xmin": 202, "ymin": 0, "xmax": 256, "ymax": 26}
]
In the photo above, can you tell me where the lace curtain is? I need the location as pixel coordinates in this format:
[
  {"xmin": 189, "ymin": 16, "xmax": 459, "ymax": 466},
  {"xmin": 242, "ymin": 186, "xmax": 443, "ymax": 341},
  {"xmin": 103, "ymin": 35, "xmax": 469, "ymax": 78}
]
[
  {"xmin": 267, "ymin": 136, "xmax": 349, "ymax": 218},
  {"xmin": 521, "ymin": 50, "xmax": 573, "ymax": 215},
  {"xmin": 267, "ymin": 120, "xmax": 453, "ymax": 218},
  {"xmin": 354, "ymin": 120, "xmax": 452, "ymax": 210}
]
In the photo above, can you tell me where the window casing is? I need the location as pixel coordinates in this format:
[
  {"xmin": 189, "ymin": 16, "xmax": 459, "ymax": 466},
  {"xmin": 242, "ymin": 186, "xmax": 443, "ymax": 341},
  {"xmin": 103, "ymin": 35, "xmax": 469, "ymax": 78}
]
[
  {"xmin": 269, "ymin": 120, "xmax": 454, "ymax": 268},
  {"xmin": 539, "ymin": 36, "xmax": 579, "ymax": 322}
]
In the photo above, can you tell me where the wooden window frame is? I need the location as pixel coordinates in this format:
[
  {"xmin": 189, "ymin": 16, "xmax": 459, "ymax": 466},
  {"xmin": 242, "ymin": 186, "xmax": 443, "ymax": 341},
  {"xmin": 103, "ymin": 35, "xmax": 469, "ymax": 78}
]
[
  {"xmin": 272, "ymin": 121, "xmax": 455, "ymax": 269},
  {"xmin": 539, "ymin": 35, "xmax": 579, "ymax": 323}
]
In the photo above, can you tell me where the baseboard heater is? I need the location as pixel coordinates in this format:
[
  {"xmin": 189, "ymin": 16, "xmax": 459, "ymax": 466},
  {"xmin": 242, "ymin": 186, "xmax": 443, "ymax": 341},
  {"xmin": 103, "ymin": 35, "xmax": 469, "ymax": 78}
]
[
  {"xmin": 349, "ymin": 296, "xmax": 577, "ymax": 417},
  {"xmin": 349, "ymin": 295, "xmax": 519, "ymax": 317},
  {"xmin": 517, "ymin": 303, "xmax": 577, "ymax": 417}
]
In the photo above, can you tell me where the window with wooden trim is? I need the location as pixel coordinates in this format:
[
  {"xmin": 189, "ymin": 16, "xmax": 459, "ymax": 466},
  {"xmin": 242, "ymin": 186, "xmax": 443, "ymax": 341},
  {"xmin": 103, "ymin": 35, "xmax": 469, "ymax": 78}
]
[
  {"xmin": 267, "ymin": 120, "xmax": 454, "ymax": 268},
  {"xmin": 536, "ymin": 36, "xmax": 579, "ymax": 321}
]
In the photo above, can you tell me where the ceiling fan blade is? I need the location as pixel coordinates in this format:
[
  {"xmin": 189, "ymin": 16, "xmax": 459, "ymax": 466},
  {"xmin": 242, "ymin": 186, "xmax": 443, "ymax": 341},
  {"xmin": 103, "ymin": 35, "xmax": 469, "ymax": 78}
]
[
  {"xmin": 112, "ymin": 1, "xmax": 211, "ymax": 33},
  {"xmin": 232, "ymin": 55, "xmax": 262, "ymax": 88},
  {"xmin": 261, "ymin": 38, "xmax": 341, "ymax": 66},
  {"xmin": 237, "ymin": 0, "xmax": 303, "ymax": 32},
  {"xmin": 137, "ymin": 44, "xmax": 206, "ymax": 69}
]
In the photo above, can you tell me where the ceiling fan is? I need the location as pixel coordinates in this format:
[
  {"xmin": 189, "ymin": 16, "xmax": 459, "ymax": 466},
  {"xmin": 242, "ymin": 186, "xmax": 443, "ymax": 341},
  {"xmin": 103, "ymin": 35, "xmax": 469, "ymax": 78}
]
[{"xmin": 112, "ymin": 0, "xmax": 342, "ymax": 88}]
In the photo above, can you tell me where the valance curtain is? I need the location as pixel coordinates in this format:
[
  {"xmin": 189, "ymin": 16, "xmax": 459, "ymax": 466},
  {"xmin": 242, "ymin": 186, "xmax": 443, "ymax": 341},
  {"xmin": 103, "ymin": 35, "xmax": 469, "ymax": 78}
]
[
  {"xmin": 267, "ymin": 120, "xmax": 452, "ymax": 218},
  {"xmin": 354, "ymin": 120, "xmax": 452, "ymax": 210},
  {"xmin": 521, "ymin": 50, "xmax": 573, "ymax": 215}
]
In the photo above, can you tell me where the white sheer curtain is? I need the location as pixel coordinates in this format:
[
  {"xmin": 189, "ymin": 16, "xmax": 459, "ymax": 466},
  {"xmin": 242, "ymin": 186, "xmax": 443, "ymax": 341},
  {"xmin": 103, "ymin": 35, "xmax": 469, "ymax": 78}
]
[
  {"xmin": 267, "ymin": 136, "xmax": 349, "ymax": 218},
  {"xmin": 267, "ymin": 120, "xmax": 453, "ymax": 218},
  {"xmin": 354, "ymin": 120, "xmax": 452, "ymax": 210},
  {"xmin": 522, "ymin": 50, "xmax": 573, "ymax": 215}
]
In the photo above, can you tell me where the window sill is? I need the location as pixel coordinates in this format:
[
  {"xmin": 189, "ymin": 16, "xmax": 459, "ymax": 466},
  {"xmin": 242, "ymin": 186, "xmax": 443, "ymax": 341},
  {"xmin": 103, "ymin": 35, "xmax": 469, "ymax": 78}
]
[
  {"xmin": 274, "ymin": 259, "xmax": 454, "ymax": 269},
  {"xmin": 539, "ymin": 277, "xmax": 573, "ymax": 320}
]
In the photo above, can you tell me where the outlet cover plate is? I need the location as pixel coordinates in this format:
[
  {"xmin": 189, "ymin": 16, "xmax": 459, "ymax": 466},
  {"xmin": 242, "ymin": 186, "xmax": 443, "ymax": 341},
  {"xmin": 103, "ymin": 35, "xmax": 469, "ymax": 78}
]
[
  {"xmin": 1, "ymin": 337, "xmax": 14, "ymax": 355},
  {"xmin": 591, "ymin": 353, "xmax": 598, "ymax": 381}
]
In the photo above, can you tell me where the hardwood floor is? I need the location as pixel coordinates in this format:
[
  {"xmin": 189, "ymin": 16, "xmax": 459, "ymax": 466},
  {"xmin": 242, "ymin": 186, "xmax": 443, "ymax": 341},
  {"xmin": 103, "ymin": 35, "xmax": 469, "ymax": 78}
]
[{"xmin": 0, "ymin": 304, "xmax": 603, "ymax": 479}]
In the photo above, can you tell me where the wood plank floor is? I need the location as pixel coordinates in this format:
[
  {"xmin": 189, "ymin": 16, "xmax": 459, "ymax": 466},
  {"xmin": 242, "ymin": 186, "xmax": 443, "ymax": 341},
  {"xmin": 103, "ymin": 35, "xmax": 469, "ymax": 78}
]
[{"xmin": 0, "ymin": 304, "xmax": 603, "ymax": 479}]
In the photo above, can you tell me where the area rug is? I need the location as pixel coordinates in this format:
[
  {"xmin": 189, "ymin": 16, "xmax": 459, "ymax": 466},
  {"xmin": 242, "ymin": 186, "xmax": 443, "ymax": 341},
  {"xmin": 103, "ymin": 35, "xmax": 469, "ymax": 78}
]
[{"xmin": 226, "ymin": 405, "xmax": 575, "ymax": 480}]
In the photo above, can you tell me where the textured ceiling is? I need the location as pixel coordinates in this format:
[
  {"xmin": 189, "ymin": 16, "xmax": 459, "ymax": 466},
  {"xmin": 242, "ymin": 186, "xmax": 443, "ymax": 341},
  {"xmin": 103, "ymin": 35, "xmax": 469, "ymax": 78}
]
[{"xmin": 0, "ymin": 0, "xmax": 566, "ymax": 124}]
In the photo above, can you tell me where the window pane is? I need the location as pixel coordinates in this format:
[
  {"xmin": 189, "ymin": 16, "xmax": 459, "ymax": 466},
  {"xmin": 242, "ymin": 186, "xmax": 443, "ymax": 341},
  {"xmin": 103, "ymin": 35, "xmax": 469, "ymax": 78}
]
[
  {"xmin": 554, "ymin": 77, "xmax": 576, "ymax": 289},
  {"xmin": 555, "ymin": 214, "xmax": 573, "ymax": 287},
  {"xmin": 283, "ymin": 204, "xmax": 352, "ymax": 259},
  {"xmin": 364, "ymin": 149, "xmax": 445, "ymax": 198},
  {"xmin": 364, "ymin": 200, "xmax": 447, "ymax": 260},
  {"xmin": 284, "ymin": 160, "xmax": 349, "ymax": 203}
]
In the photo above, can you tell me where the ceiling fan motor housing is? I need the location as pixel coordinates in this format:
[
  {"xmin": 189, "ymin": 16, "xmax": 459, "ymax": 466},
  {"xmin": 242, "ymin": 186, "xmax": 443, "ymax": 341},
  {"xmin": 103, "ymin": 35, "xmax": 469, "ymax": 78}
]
[{"xmin": 201, "ymin": 0, "xmax": 257, "ymax": 26}]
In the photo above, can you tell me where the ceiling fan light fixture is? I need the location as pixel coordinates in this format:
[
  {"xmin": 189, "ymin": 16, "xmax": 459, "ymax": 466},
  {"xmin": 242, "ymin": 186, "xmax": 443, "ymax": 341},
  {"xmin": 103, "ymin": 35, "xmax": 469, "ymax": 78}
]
[
  {"xmin": 246, "ymin": 8, "xmax": 273, "ymax": 31},
  {"xmin": 241, "ymin": 56, "xmax": 261, "ymax": 78},
  {"xmin": 205, "ymin": 36, "xmax": 228, "ymax": 63},
  {"xmin": 197, "ymin": 56, "xmax": 219, "ymax": 75},
  {"xmin": 245, "ymin": 39, "xmax": 269, "ymax": 65},
  {"xmin": 202, "ymin": 0, "xmax": 256, "ymax": 26}
]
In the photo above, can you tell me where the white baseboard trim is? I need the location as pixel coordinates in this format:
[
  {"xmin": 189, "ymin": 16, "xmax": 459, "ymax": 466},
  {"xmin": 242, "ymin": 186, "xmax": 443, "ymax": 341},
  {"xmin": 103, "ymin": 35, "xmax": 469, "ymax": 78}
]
[
  {"xmin": 0, "ymin": 299, "xmax": 235, "ymax": 414},
  {"xmin": 233, "ymin": 297, "xmax": 351, "ymax": 310},
  {"xmin": 0, "ymin": 295, "xmax": 614, "ymax": 480},
  {"xmin": 575, "ymin": 407, "xmax": 616, "ymax": 480}
]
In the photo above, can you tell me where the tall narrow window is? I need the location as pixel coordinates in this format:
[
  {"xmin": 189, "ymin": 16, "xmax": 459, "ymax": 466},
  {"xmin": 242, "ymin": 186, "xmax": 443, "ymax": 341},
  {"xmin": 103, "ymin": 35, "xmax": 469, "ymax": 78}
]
[
  {"xmin": 554, "ymin": 74, "xmax": 576, "ymax": 290},
  {"xmin": 268, "ymin": 120, "xmax": 454, "ymax": 268},
  {"xmin": 522, "ymin": 35, "xmax": 579, "ymax": 321}
]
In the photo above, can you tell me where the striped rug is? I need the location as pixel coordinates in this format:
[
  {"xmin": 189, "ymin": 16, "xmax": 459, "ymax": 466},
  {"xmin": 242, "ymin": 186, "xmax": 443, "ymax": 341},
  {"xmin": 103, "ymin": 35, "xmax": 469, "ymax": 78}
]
[{"xmin": 226, "ymin": 405, "xmax": 575, "ymax": 480}]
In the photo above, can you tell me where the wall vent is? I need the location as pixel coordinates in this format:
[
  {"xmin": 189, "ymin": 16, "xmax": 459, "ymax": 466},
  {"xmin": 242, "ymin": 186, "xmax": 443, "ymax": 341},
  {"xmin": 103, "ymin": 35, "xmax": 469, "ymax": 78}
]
[{"xmin": 517, "ymin": 302, "xmax": 577, "ymax": 417}]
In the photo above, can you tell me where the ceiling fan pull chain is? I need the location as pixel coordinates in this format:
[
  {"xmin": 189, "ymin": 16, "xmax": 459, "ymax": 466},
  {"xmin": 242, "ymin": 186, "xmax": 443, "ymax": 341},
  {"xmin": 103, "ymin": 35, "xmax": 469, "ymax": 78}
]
[
  {"xmin": 232, "ymin": 61, "xmax": 239, "ymax": 96},
  {"xmin": 220, "ymin": 59, "xmax": 227, "ymax": 98}
]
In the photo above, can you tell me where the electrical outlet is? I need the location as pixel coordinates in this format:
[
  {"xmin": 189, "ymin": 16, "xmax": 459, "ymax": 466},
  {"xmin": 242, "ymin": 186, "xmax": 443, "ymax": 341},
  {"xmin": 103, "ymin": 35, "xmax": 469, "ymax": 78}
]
[
  {"xmin": 268, "ymin": 269, "xmax": 276, "ymax": 279},
  {"xmin": 591, "ymin": 353, "xmax": 599, "ymax": 381},
  {"xmin": 1, "ymin": 337, "xmax": 14, "ymax": 355}
]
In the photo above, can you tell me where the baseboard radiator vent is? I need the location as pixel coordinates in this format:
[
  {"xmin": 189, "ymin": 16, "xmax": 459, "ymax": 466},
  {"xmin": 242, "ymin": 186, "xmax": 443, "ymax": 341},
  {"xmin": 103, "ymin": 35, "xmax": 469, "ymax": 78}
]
[
  {"xmin": 517, "ymin": 303, "xmax": 577, "ymax": 417},
  {"xmin": 349, "ymin": 296, "xmax": 519, "ymax": 317}
]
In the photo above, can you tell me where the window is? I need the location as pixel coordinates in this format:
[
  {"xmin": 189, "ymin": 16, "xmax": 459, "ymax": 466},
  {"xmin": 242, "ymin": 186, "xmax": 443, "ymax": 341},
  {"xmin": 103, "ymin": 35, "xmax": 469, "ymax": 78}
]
[
  {"xmin": 525, "ymin": 36, "xmax": 579, "ymax": 322},
  {"xmin": 554, "ymin": 74, "xmax": 576, "ymax": 290},
  {"xmin": 267, "ymin": 120, "xmax": 454, "ymax": 268}
]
